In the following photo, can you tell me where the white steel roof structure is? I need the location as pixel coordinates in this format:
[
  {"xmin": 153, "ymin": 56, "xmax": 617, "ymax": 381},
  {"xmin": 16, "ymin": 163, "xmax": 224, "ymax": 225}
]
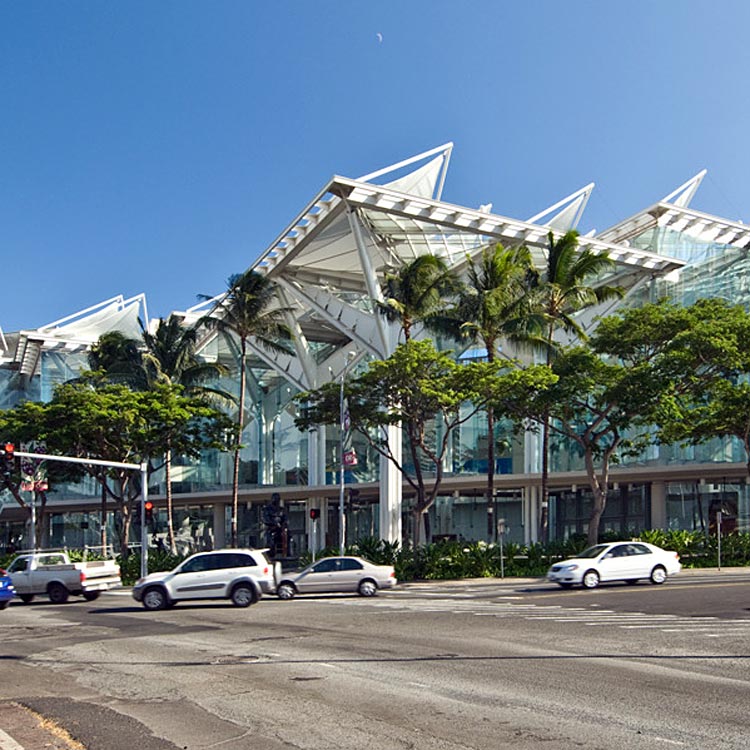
[
  {"xmin": 187, "ymin": 144, "xmax": 687, "ymax": 393},
  {"xmin": 4, "ymin": 294, "xmax": 147, "ymax": 378}
]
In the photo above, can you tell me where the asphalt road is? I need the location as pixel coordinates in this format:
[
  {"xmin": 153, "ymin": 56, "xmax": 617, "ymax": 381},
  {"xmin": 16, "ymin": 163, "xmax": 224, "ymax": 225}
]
[{"xmin": 1, "ymin": 570, "xmax": 749, "ymax": 750}]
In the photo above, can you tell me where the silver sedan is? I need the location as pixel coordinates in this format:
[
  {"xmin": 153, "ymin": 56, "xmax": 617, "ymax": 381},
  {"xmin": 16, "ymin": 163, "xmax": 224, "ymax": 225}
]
[{"xmin": 276, "ymin": 556, "xmax": 397, "ymax": 599}]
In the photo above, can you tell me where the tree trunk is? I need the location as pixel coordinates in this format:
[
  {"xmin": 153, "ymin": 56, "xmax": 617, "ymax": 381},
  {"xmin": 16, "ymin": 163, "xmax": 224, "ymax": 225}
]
[
  {"xmin": 583, "ymin": 446, "xmax": 609, "ymax": 546},
  {"xmin": 120, "ymin": 503, "xmax": 131, "ymax": 560},
  {"xmin": 100, "ymin": 479, "xmax": 108, "ymax": 553},
  {"xmin": 412, "ymin": 508, "xmax": 422, "ymax": 547},
  {"xmin": 232, "ymin": 338, "xmax": 248, "ymax": 548},
  {"xmin": 165, "ymin": 443, "xmax": 176, "ymax": 554},
  {"xmin": 539, "ymin": 325, "xmax": 555, "ymax": 544},
  {"xmin": 486, "ymin": 406, "xmax": 496, "ymax": 541},
  {"xmin": 539, "ymin": 409, "xmax": 550, "ymax": 542}
]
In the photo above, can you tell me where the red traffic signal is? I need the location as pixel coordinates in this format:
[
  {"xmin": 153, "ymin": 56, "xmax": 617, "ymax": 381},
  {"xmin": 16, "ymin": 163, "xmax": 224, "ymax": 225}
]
[
  {"xmin": 2, "ymin": 443, "xmax": 14, "ymax": 476},
  {"xmin": 144, "ymin": 500, "xmax": 154, "ymax": 522},
  {"xmin": 309, "ymin": 508, "xmax": 320, "ymax": 520}
]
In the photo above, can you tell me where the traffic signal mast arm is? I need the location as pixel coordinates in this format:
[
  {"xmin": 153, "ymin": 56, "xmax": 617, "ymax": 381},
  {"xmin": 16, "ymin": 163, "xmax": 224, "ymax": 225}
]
[{"xmin": 6, "ymin": 448, "xmax": 151, "ymax": 578}]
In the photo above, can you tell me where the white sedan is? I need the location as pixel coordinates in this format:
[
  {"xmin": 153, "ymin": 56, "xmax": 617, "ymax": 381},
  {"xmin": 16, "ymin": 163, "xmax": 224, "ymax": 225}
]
[
  {"xmin": 276, "ymin": 556, "xmax": 397, "ymax": 599},
  {"xmin": 547, "ymin": 541, "xmax": 681, "ymax": 589}
]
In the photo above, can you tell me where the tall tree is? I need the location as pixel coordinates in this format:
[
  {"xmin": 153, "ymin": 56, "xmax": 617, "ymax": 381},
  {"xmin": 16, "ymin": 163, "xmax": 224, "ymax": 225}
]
[
  {"xmin": 438, "ymin": 242, "xmax": 538, "ymax": 540},
  {"xmin": 377, "ymin": 254, "xmax": 459, "ymax": 341},
  {"xmin": 141, "ymin": 315, "xmax": 231, "ymax": 552},
  {"xmin": 297, "ymin": 340, "xmax": 555, "ymax": 545},
  {"xmin": 199, "ymin": 270, "xmax": 292, "ymax": 547},
  {"xmin": 531, "ymin": 230, "xmax": 623, "ymax": 541}
]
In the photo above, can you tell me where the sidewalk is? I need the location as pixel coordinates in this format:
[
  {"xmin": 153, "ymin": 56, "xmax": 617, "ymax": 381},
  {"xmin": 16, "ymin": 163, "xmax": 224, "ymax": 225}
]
[
  {"xmin": 0, "ymin": 701, "xmax": 83, "ymax": 750},
  {"xmin": 397, "ymin": 566, "xmax": 750, "ymax": 589}
]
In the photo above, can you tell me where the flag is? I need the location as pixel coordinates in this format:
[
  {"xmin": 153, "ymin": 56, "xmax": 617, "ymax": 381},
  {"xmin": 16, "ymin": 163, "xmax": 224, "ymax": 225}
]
[
  {"xmin": 342, "ymin": 398, "xmax": 358, "ymax": 467},
  {"xmin": 20, "ymin": 441, "xmax": 48, "ymax": 492}
]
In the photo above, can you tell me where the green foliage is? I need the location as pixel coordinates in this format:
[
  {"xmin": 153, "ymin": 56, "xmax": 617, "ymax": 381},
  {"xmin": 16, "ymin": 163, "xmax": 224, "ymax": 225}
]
[{"xmin": 117, "ymin": 549, "xmax": 186, "ymax": 585}]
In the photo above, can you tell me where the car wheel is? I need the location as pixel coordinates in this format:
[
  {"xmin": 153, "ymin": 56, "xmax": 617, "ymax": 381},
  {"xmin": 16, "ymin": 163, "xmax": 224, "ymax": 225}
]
[
  {"xmin": 83, "ymin": 591, "xmax": 101, "ymax": 601},
  {"xmin": 142, "ymin": 586, "xmax": 168, "ymax": 610},
  {"xmin": 358, "ymin": 579, "xmax": 378, "ymax": 597},
  {"xmin": 625, "ymin": 579, "xmax": 639, "ymax": 586},
  {"xmin": 0, "ymin": 602, "xmax": 7, "ymax": 610},
  {"xmin": 231, "ymin": 584, "xmax": 256, "ymax": 608},
  {"xmin": 48, "ymin": 582, "xmax": 69, "ymax": 604},
  {"xmin": 557, "ymin": 582, "xmax": 574, "ymax": 589},
  {"xmin": 650, "ymin": 565, "xmax": 667, "ymax": 585},
  {"xmin": 19, "ymin": 594, "xmax": 34, "ymax": 604},
  {"xmin": 582, "ymin": 570, "xmax": 600, "ymax": 589},
  {"xmin": 277, "ymin": 583, "xmax": 296, "ymax": 600}
]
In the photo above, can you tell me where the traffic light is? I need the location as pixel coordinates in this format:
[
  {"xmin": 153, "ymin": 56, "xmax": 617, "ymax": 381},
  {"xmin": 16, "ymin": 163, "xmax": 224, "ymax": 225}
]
[
  {"xmin": 144, "ymin": 500, "xmax": 154, "ymax": 523},
  {"xmin": 309, "ymin": 508, "xmax": 320, "ymax": 520},
  {"xmin": 2, "ymin": 443, "xmax": 14, "ymax": 477}
]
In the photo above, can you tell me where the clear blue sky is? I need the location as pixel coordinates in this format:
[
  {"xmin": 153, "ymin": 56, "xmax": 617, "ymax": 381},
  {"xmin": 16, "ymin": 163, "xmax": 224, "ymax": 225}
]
[{"xmin": 2, "ymin": 1, "xmax": 750, "ymax": 333}]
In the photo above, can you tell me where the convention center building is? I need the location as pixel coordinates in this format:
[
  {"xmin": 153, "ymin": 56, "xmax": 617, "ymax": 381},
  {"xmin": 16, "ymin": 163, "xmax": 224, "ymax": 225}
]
[{"xmin": 2, "ymin": 144, "xmax": 749, "ymax": 554}]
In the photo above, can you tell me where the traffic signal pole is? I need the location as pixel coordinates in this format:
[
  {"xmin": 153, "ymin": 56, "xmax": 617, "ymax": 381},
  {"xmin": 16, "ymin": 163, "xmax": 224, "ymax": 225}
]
[{"xmin": 9, "ymin": 449, "xmax": 150, "ymax": 578}]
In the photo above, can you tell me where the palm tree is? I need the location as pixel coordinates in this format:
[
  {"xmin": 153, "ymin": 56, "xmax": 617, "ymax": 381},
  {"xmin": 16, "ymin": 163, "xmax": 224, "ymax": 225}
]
[
  {"xmin": 378, "ymin": 254, "xmax": 459, "ymax": 341},
  {"xmin": 533, "ymin": 230, "xmax": 623, "ymax": 542},
  {"xmin": 376, "ymin": 254, "xmax": 459, "ymax": 543},
  {"xmin": 440, "ymin": 242, "xmax": 537, "ymax": 540},
  {"xmin": 141, "ymin": 315, "xmax": 230, "ymax": 553},
  {"xmin": 200, "ymin": 270, "xmax": 292, "ymax": 547},
  {"xmin": 88, "ymin": 332, "xmax": 145, "ymax": 388}
]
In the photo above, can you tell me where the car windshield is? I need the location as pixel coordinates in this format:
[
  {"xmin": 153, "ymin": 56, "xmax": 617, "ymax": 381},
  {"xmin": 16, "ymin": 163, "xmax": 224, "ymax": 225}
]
[{"xmin": 576, "ymin": 545, "xmax": 610, "ymax": 559}]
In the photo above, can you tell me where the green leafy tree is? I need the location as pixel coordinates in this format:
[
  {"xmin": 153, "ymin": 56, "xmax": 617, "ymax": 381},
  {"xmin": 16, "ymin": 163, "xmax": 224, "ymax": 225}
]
[
  {"xmin": 511, "ymin": 298, "xmax": 750, "ymax": 545},
  {"xmin": 529, "ymin": 230, "xmax": 623, "ymax": 541},
  {"xmin": 200, "ymin": 270, "xmax": 293, "ymax": 546},
  {"xmin": 297, "ymin": 340, "xmax": 554, "ymax": 545},
  {"xmin": 0, "ymin": 402, "xmax": 83, "ymax": 549},
  {"xmin": 141, "ymin": 315, "xmax": 231, "ymax": 552},
  {"xmin": 436, "ymin": 242, "xmax": 538, "ymax": 539},
  {"xmin": 5, "ymin": 380, "xmax": 232, "ymax": 557}
]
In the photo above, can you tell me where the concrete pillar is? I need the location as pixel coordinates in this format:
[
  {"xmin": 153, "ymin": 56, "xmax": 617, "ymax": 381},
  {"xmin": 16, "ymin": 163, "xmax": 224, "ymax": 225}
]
[
  {"xmin": 379, "ymin": 423, "xmax": 402, "ymax": 544},
  {"xmin": 213, "ymin": 503, "xmax": 226, "ymax": 549},
  {"xmin": 650, "ymin": 481, "xmax": 667, "ymax": 530}
]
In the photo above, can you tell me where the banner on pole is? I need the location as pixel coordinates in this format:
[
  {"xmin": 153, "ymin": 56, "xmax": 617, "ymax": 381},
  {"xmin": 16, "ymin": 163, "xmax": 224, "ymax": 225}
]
[
  {"xmin": 342, "ymin": 399, "xmax": 358, "ymax": 467},
  {"xmin": 20, "ymin": 441, "xmax": 48, "ymax": 492}
]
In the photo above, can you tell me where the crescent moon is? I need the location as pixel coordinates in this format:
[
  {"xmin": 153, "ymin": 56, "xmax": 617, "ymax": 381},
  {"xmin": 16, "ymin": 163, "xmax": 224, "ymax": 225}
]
[{"xmin": 376, "ymin": 32, "xmax": 383, "ymax": 43}]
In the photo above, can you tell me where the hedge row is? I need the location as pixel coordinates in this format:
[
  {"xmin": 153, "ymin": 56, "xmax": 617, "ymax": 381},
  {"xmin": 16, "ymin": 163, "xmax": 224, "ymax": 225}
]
[{"xmin": 2, "ymin": 529, "xmax": 748, "ymax": 585}]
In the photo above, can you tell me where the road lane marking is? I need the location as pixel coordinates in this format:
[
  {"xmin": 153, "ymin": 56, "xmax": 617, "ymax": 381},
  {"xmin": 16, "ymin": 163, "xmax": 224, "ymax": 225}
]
[{"xmin": 0, "ymin": 728, "xmax": 25, "ymax": 750}]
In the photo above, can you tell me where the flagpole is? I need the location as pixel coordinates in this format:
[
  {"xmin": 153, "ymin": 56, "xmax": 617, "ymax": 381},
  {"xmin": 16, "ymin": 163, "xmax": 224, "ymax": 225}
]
[
  {"xmin": 339, "ymin": 369, "xmax": 345, "ymax": 557},
  {"xmin": 339, "ymin": 351, "xmax": 356, "ymax": 556}
]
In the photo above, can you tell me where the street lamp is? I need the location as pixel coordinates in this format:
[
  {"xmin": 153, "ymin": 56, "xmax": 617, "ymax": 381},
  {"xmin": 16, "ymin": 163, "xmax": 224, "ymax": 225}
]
[{"xmin": 339, "ymin": 351, "xmax": 357, "ymax": 556}]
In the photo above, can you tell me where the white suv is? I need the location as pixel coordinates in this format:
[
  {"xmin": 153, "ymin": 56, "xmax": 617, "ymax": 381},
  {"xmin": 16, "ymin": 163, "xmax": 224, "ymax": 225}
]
[{"xmin": 132, "ymin": 549, "xmax": 279, "ymax": 610}]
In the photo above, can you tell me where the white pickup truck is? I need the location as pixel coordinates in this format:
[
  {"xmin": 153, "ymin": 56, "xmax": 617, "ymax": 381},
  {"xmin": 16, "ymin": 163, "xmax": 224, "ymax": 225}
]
[{"xmin": 7, "ymin": 552, "xmax": 121, "ymax": 604}]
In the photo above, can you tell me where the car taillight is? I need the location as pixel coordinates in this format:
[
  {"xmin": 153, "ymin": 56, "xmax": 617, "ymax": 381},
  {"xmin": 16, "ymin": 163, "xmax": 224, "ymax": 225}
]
[
  {"xmin": 0, "ymin": 569, "xmax": 5, "ymax": 576},
  {"xmin": 263, "ymin": 566, "xmax": 269, "ymax": 574},
  {"xmin": 79, "ymin": 571, "xmax": 86, "ymax": 583},
  {"xmin": 390, "ymin": 571, "xmax": 396, "ymax": 578}
]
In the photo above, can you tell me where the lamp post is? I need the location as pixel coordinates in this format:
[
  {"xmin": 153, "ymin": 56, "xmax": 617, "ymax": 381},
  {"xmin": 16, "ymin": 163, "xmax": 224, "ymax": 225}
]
[{"xmin": 339, "ymin": 351, "xmax": 356, "ymax": 556}]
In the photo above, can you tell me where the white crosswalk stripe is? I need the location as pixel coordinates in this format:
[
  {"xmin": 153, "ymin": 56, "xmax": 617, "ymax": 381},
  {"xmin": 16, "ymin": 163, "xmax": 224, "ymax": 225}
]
[{"xmin": 353, "ymin": 595, "xmax": 750, "ymax": 636}]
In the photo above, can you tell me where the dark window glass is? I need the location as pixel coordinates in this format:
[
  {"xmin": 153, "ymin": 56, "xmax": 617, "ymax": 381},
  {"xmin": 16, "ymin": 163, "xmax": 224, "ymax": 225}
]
[
  {"xmin": 629, "ymin": 544, "xmax": 651, "ymax": 556},
  {"xmin": 340, "ymin": 558, "xmax": 364, "ymax": 571},
  {"xmin": 181, "ymin": 556, "xmax": 210, "ymax": 573},
  {"xmin": 311, "ymin": 559, "xmax": 340, "ymax": 573}
]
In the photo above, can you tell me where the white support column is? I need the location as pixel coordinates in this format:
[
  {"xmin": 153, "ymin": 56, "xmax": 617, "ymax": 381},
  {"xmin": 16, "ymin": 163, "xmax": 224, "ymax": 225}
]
[
  {"xmin": 346, "ymin": 208, "xmax": 392, "ymax": 357},
  {"xmin": 213, "ymin": 503, "xmax": 226, "ymax": 549},
  {"xmin": 650, "ymin": 481, "xmax": 667, "ymax": 530},
  {"xmin": 305, "ymin": 426, "xmax": 326, "ymax": 554},
  {"xmin": 379, "ymin": 423, "xmax": 402, "ymax": 544}
]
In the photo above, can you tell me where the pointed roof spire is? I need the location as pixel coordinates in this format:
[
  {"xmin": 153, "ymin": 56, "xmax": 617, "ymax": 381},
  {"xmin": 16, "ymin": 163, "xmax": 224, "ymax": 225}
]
[
  {"xmin": 662, "ymin": 169, "xmax": 707, "ymax": 208},
  {"xmin": 527, "ymin": 183, "xmax": 595, "ymax": 231},
  {"xmin": 357, "ymin": 143, "xmax": 454, "ymax": 200}
]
